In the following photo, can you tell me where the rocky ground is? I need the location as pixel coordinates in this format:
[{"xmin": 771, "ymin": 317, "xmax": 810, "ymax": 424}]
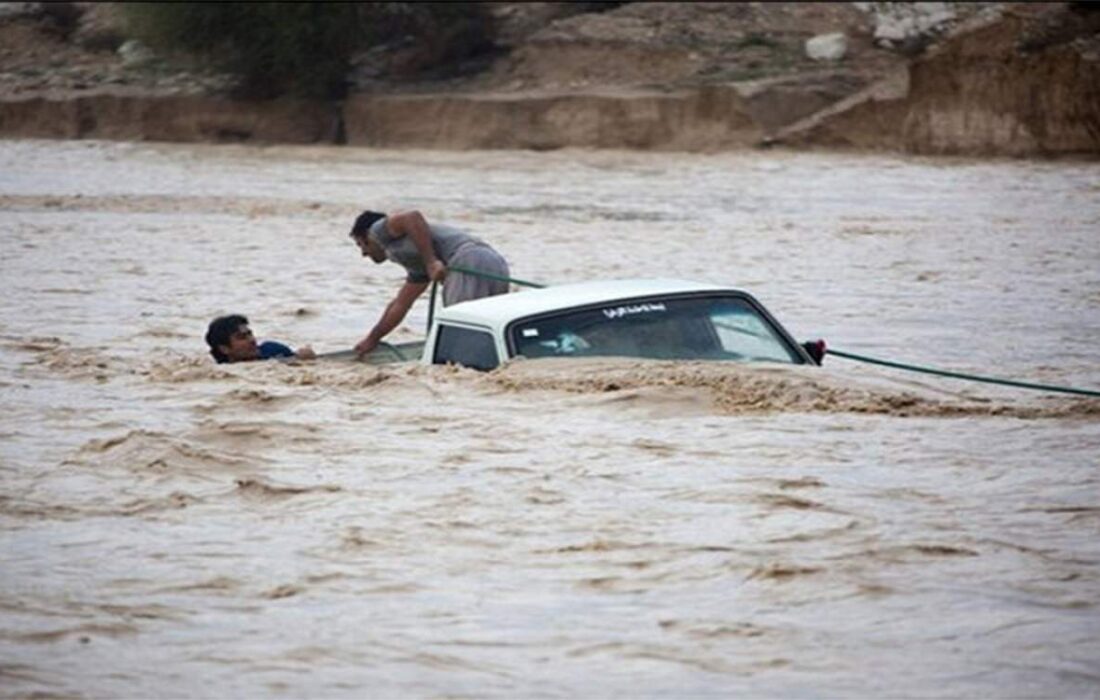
[
  {"xmin": 0, "ymin": 3, "xmax": 224, "ymax": 96},
  {"xmin": 0, "ymin": 2, "xmax": 980, "ymax": 99},
  {"xmin": 0, "ymin": 2, "xmax": 1097, "ymax": 155}
]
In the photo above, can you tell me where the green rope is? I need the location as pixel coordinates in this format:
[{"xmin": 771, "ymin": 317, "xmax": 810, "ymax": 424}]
[
  {"xmin": 827, "ymin": 349, "xmax": 1100, "ymax": 398},
  {"xmin": 449, "ymin": 265, "xmax": 545, "ymax": 289},
  {"xmin": 379, "ymin": 340, "xmax": 405, "ymax": 362},
  {"xmin": 427, "ymin": 280, "xmax": 438, "ymax": 335}
]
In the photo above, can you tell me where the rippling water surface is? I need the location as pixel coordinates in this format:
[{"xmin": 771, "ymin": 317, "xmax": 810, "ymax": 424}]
[{"xmin": 1, "ymin": 140, "xmax": 1099, "ymax": 698}]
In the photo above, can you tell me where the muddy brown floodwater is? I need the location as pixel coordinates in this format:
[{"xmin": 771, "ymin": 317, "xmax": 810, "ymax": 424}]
[{"xmin": 1, "ymin": 140, "xmax": 1099, "ymax": 698}]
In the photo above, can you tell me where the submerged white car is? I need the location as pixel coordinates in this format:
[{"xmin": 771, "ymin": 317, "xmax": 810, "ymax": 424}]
[{"xmin": 370, "ymin": 279, "xmax": 823, "ymax": 370}]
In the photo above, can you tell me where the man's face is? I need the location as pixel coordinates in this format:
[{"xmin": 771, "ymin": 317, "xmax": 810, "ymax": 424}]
[
  {"xmin": 220, "ymin": 324, "xmax": 259, "ymax": 363},
  {"xmin": 355, "ymin": 235, "xmax": 386, "ymax": 263}
]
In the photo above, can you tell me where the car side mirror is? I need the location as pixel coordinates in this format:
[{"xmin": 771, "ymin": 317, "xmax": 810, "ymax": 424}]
[{"xmin": 802, "ymin": 339, "xmax": 826, "ymax": 365}]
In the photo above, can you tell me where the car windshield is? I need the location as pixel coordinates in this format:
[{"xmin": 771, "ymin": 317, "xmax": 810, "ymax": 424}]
[{"xmin": 509, "ymin": 294, "xmax": 801, "ymax": 363}]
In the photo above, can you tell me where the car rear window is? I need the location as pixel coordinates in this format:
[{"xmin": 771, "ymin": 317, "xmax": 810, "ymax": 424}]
[{"xmin": 509, "ymin": 295, "xmax": 800, "ymax": 364}]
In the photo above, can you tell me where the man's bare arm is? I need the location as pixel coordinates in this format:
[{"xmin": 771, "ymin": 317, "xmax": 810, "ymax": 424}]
[{"xmin": 354, "ymin": 281, "xmax": 428, "ymax": 357}]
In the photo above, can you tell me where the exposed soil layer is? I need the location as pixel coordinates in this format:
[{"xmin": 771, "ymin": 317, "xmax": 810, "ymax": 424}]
[{"xmin": 0, "ymin": 2, "xmax": 1096, "ymax": 156}]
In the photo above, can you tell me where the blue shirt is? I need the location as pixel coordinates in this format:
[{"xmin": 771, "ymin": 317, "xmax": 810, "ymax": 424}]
[{"xmin": 259, "ymin": 340, "xmax": 295, "ymax": 360}]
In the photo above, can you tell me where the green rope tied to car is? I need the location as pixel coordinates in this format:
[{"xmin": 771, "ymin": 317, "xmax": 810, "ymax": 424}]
[
  {"xmin": 450, "ymin": 265, "xmax": 546, "ymax": 289},
  {"xmin": 426, "ymin": 265, "xmax": 547, "ymax": 331},
  {"xmin": 437, "ymin": 265, "xmax": 1100, "ymax": 399},
  {"xmin": 825, "ymin": 349, "xmax": 1100, "ymax": 398}
]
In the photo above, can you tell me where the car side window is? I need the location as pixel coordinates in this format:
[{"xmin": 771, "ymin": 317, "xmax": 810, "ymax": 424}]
[{"xmin": 433, "ymin": 325, "xmax": 499, "ymax": 371}]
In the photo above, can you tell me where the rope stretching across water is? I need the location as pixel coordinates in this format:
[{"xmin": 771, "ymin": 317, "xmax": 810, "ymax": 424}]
[
  {"xmin": 439, "ymin": 265, "xmax": 1100, "ymax": 399},
  {"xmin": 825, "ymin": 349, "xmax": 1100, "ymax": 398}
]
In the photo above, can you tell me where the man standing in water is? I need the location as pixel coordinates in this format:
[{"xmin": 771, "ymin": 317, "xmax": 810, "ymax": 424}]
[{"xmin": 349, "ymin": 209, "xmax": 510, "ymax": 358}]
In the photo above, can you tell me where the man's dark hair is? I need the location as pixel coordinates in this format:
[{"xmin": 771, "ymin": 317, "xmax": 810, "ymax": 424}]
[
  {"xmin": 350, "ymin": 210, "xmax": 386, "ymax": 239},
  {"xmin": 206, "ymin": 314, "xmax": 248, "ymax": 364}
]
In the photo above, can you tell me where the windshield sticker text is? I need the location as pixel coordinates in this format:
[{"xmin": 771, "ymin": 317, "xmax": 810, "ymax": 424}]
[{"xmin": 602, "ymin": 303, "xmax": 667, "ymax": 320}]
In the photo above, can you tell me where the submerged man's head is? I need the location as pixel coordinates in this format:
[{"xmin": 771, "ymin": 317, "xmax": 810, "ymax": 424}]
[
  {"xmin": 349, "ymin": 210, "xmax": 387, "ymax": 263},
  {"xmin": 206, "ymin": 314, "xmax": 258, "ymax": 363}
]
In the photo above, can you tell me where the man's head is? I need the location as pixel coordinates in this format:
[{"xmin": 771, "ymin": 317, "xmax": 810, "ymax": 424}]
[
  {"xmin": 205, "ymin": 314, "xmax": 259, "ymax": 363},
  {"xmin": 349, "ymin": 209, "xmax": 387, "ymax": 263}
]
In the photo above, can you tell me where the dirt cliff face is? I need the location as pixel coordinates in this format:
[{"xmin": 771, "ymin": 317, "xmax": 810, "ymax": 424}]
[
  {"xmin": 901, "ymin": 5, "xmax": 1100, "ymax": 155},
  {"xmin": 343, "ymin": 85, "xmax": 762, "ymax": 151},
  {"xmin": 776, "ymin": 4, "xmax": 1100, "ymax": 156},
  {"xmin": 0, "ymin": 93, "xmax": 338, "ymax": 143}
]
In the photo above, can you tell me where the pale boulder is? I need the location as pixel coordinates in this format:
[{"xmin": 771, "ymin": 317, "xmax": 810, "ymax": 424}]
[
  {"xmin": 805, "ymin": 33, "xmax": 848, "ymax": 62},
  {"xmin": 117, "ymin": 40, "xmax": 155, "ymax": 69}
]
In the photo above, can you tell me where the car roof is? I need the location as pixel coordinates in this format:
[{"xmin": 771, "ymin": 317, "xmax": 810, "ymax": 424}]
[{"xmin": 435, "ymin": 278, "xmax": 741, "ymax": 330}]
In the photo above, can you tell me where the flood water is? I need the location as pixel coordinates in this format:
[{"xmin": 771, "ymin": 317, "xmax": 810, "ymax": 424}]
[{"xmin": 1, "ymin": 140, "xmax": 1098, "ymax": 698}]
